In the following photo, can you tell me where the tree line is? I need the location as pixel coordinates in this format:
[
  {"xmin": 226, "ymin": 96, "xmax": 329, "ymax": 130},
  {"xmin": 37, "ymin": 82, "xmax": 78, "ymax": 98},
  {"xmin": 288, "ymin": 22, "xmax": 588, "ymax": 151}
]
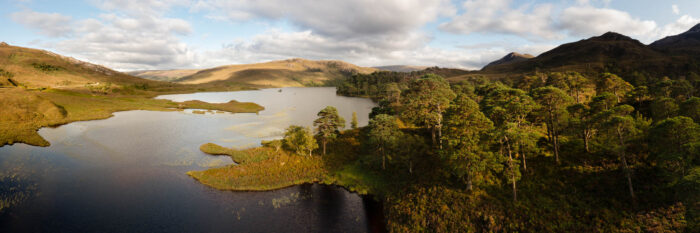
[{"xmin": 272, "ymin": 70, "xmax": 699, "ymax": 231}]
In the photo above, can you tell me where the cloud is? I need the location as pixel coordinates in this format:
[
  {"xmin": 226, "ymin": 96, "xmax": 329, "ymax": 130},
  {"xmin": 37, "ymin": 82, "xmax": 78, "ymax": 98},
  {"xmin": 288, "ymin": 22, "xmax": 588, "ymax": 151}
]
[
  {"xmin": 185, "ymin": 0, "xmax": 469, "ymax": 69},
  {"xmin": 61, "ymin": 15, "xmax": 195, "ymax": 70},
  {"xmin": 440, "ymin": 0, "xmax": 696, "ymax": 44},
  {"xmin": 202, "ymin": 29, "xmax": 433, "ymax": 67},
  {"xmin": 10, "ymin": 0, "xmax": 700, "ymax": 72},
  {"xmin": 558, "ymin": 6, "xmax": 657, "ymax": 38},
  {"xmin": 196, "ymin": 0, "xmax": 453, "ymax": 39},
  {"xmin": 15, "ymin": 10, "xmax": 197, "ymax": 70},
  {"xmin": 202, "ymin": 29, "xmax": 555, "ymax": 70},
  {"xmin": 672, "ymin": 4, "xmax": 680, "ymax": 15},
  {"xmin": 190, "ymin": 0, "xmax": 459, "ymax": 69},
  {"xmin": 11, "ymin": 0, "xmax": 464, "ymax": 70},
  {"xmin": 651, "ymin": 15, "xmax": 700, "ymax": 40},
  {"xmin": 10, "ymin": 11, "xmax": 74, "ymax": 37},
  {"xmin": 439, "ymin": 0, "xmax": 561, "ymax": 40},
  {"xmin": 91, "ymin": 0, "xmax": 192, "ymax": 16}
]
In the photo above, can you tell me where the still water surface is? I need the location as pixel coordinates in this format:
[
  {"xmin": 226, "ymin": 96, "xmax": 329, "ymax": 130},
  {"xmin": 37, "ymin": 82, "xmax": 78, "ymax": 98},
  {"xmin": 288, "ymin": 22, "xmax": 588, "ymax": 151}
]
[{"xmin": 0, "ymin": 87, "xmax": 382, "ymax": 232}]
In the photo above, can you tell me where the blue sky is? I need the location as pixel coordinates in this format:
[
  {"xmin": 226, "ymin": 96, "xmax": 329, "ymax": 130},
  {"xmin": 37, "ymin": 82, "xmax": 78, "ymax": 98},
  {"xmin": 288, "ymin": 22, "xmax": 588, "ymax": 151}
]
[{"xmin": 2, "ymin": 0, "xmax": 699, "ymax": 71}]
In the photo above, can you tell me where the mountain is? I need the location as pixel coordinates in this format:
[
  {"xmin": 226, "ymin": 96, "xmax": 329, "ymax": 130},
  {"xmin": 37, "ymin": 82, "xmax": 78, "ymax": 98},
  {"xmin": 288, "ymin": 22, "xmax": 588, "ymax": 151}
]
[
  {"xmin": 650, "ymin": 23, "xmax": 700, "ymax": 57},
  {"xmin": 482, "ymin": 52, "xmax": 533, "ymax": 70},
  {"xmin": 0, "ymin": 42, "xmax": 158, "ymax": 89},
  {"xmin": 158, "ymin": 58, "xmax": 377, "ymax": 87},
  {"xmin": 374, "ymin": 65, "xmax": 429, "ymax": 72},
  {"xmin": 480, "ymin": 32, "xmax": 682, "ymax": 75}
]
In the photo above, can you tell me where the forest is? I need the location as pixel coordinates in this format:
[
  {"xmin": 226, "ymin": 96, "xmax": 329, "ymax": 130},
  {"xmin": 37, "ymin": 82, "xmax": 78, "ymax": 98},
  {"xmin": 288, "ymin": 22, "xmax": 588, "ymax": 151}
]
[{"xmin": 326, "ymin": 70, "xmax": 700, "ymax": 232}]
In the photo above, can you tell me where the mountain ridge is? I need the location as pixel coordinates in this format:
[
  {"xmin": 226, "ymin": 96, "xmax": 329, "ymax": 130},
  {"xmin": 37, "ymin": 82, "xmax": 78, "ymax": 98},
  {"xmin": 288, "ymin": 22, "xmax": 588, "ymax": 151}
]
[
  {"xmin": 650, "ymin": 23, "xmax": 700, "ymax": 57},
  {"xmin": 478, "ymin": 26, "xmax": 700, "ymax": 77},
  {"xmin": 130, "ymin": 58, "xmax": 377, "ymax": 87}
]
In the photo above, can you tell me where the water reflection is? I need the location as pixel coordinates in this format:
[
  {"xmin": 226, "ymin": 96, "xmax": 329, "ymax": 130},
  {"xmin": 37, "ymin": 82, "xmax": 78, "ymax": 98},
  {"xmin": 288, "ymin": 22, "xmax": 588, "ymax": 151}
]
[{"xmin": 0, "ymin": 87, "xmax": 381, "ymax": 232}]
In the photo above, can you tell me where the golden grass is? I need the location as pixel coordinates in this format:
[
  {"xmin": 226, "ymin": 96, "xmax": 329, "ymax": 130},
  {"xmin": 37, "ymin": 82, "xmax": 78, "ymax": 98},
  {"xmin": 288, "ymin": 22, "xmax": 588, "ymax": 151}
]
[
  {"xmin": 199, "ymin": 143, "xmax": 234, "ymax": 156},
  {"xmin": 0, "ymin": 43, "xmax": 161, "ymax": 89},
  {"xmin": 0, "ymin": 43, "xmax": 265, "ymax": 93},
  {"xmin": 188, "ymin": 131, "xmax": 389, "ymax": 194},
  {"xmin": 178, "ymin": 100, "xmax": 263, "ymax": 113},
  {"xmin": 188, "ymin": 145, "xmax": 327, "ymax": 191}
]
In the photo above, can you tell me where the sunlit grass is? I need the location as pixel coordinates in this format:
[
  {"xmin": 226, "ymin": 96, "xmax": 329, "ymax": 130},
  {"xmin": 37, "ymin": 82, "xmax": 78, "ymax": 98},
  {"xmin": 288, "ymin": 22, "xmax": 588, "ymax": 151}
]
[
  {"xmin": 189, "ymin": 145, "xmax": 327, "ymax": 191},
  {"xmin": 188, "ymin": 131, "xmax": 392, "ymax": 194}
]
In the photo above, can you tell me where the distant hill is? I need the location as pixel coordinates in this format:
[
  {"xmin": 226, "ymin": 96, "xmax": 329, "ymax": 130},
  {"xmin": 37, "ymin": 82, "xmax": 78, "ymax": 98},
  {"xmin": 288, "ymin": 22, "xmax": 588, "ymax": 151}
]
[
  {"xmin": 479, "ymin": 29, "xmax": 699, "ymax": 77},
  {"xmin": 127, "ymin": 69, "xmax": 200, "ymax": 82},
  {"xmin": 374, "ymin": 65, "xmax": 429, "ymax": 72},
  {"xmin": 482, "ymin": 52, "xmax": 533, "ymax": 70},
  {"xmin": 167, "ymin": 58, "xmax": 376, "ymax": 87},
  {"xmin": 0, "ymin": 42, "xmax": 159, "ymax": 89}
]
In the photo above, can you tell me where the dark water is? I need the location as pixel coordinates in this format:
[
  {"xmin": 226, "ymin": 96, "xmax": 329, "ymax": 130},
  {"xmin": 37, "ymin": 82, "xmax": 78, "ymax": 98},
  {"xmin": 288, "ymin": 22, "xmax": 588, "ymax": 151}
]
[{"xmin": 0, "ymin": 87, "xmax": 383, "ymax": 232}]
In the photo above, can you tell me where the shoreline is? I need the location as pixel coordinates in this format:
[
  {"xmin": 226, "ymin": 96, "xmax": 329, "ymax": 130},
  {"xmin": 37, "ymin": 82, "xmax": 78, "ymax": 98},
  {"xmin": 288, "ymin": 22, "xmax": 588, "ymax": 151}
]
[
  {"xmin": 0, "ymin": 87, "xmax": 264, "ymax": 148},
  {"xmin": 189, "ymin": 135, "xmax": 384, "ymax": 196}
]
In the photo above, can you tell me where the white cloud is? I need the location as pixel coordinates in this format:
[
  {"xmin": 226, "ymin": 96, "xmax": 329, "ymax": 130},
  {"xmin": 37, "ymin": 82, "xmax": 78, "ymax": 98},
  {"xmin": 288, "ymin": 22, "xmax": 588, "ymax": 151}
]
[
  {"xmin": 672, "ymin": 4, "xmax": 680, "ymax": 15},
  {"xmin": 201, "ymin": 29, "xmax": 452, "ymax": 68},
  {"xmin": 558, "ymin": 6, "xmax": 657, "ymax": 38},
  {"xmin": 196, "ymin": 0, "xmax": 453, "ymax": 39},
  {"xmin": 202, "ymin": 29, "xmax": 556, "ymax": 70},
  {"xmin": 440, "ymin": 0, "xmax": 561, "ymax": 40},
  {"xmin": 440, "ymin": 1, "xmax": 699, "ymax": 44},
  {"xmin": 10, "ymin": 11, "xmax": 74, "ymax": 37},
  {"xmin": 59, "ymin": 14, "xmax": 195, "ymax": 70},
  {"xmin": 13, "ymin": 10, "xmax": 197, "ymax": 70},
  {"xmin": 11, "ymin": 0, "xmax": 465, "ymax": 70},
  {"xmin": 651, "ymin": 15, "xmax": 700, "ymax": 40}
]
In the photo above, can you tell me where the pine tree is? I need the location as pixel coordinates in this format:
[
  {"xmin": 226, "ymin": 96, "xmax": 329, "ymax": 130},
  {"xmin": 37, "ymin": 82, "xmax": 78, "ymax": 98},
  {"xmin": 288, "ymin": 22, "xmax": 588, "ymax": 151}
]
[
  {"xmin": 313, "ymin": 106, "xmax": 345, "ymax": 155},
  {"xmin": 401, "ymin": 74, "xmax": 455, "ymax": 146},
  {"xmin": 531, "ymin": 86, "xmax": 573, "ymax": 164},
  {"xmin": 283, "ymin": 125, "xmax": 318, "ymax": 156},
  {"xmin": 367, "ymin": 114, "xmax": 402, "ymax": 170},
  {"xmin": 442, "ymin": 94, "xmax": 501, "ymax": 191}
]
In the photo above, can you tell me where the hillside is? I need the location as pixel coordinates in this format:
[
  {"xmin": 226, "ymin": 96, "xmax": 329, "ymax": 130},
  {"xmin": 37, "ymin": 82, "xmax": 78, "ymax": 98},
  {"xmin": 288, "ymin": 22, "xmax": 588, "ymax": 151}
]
[
  {"xmin": 0, "ymin": 42, "xmax": 162, "ymax": 89},
  {"xmin": 0, "ymin": 43, "xmax": 262, "ymax": 147},
  {"xmin": 650, "ymin": 23, "xmax": 700, "ymax": 57},
  {"xmin": 482, "ymin": 52, "xmax": 533, "ymax": 70},
  {"xmin": 170, "ymin": 58, "xmax": 376, "ymax": 87}
]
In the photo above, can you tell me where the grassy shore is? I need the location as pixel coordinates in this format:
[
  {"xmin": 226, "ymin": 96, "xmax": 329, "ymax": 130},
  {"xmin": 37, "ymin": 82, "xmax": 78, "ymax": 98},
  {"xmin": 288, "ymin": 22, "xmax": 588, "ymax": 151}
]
[
  {"xmin": 188, "ymin": 130, "xmax": 390, "ymax": 194},
  {"xmin": 0, "ymin": 87, "xmax": 263, "ymax": 147},
  {"xmin": 188, "ymin": 146, "xmax": 327, "ymax": 191}
]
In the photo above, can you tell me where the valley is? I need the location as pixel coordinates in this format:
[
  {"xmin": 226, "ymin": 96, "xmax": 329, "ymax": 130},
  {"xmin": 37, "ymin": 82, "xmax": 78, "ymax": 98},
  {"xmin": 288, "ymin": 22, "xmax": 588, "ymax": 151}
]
[{"xmin": 1, "ymin": 16, "xmax": 699, "ymax": 233}]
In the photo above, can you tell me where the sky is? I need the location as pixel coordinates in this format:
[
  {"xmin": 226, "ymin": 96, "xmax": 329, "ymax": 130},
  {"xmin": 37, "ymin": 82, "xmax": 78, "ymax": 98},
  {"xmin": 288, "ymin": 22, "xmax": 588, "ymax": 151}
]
[{"xmin": 1, "ymin": 0, "xmax": 699, "ymax": 71}]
